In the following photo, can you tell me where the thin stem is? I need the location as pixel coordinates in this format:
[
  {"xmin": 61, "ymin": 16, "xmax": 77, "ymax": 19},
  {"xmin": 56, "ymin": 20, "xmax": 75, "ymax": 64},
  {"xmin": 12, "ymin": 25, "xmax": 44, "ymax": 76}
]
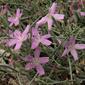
[
  {"xmin": 29, "ymin": 73, "xmax": 38, "ymax": 85},
  {"xmin": 30, "ymin": 16, "xmax": 41, "ymax": 27},
  {"xmin": 68, "ymin": 57, "xmax": 73, "ymax": 85},
  {"xmin": 0, "ymin": 64, "xmax": 18, "ymax": 72},
  {"xmin": 50, "ymin": 46, "xmax": 68, "ymax": 70},
  {"xmin": 17, "ymin": 73, "xmax": 23, "ymax": 85},
  {"xmin": 0, "ymin": 64, "xmax": 29, "ymax": 76},
  {"xmin": 35, "ymin": 78, "xmax": 75, "ymax": 85}
]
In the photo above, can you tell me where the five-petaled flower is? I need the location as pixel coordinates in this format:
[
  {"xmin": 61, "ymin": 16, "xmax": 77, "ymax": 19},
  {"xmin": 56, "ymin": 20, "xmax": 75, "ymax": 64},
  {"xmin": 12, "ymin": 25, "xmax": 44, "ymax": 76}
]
[
  {"xmin": 62, "ymin": 36, "xmax": 85, "ymax": 61},
  {"xmin": 24, "ymin": 47, "xmax": 49, "ymax": 76},
  {"xmin": 8, "ymin": 8, "xmax": 22, "ymax": 26},
  {"xmin": 31, "ymin": 28, "xmax": 52, "ymax": 49},
  {"xmin": 36, "ymin": 2, "xmax": 64, "ymax": 30},
  {"xmin": 6, "ymin": 25, "xmax": 30, "ymax": 50}
]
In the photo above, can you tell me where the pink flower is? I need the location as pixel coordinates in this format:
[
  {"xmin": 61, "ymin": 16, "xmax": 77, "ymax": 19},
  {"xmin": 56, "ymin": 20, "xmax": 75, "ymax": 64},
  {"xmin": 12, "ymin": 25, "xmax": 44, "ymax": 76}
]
[
  {"xmin": 6, "ymin": 25, "xmax": 30, "ymax": 50},
  {"xmin": 80, "ymin": 12, "xmax": 85, "ymax": 16},
  {"xmin": 62, "ymin": 36, "xmax": 85, "ymax": 61},
  {"xmin": 8, "ymin": 8, "xmax": 22, "ymax": 26},
  {"xmin": 36, "ymin": 2, "xmax": 64, "ymax": 30},
  {"xmin": 24, "ymin": 48, "xmax": 49, "ymax": 76},
  {"xmin": 31, "ymin": 28, "xmax": 52, "ymax": 49}
]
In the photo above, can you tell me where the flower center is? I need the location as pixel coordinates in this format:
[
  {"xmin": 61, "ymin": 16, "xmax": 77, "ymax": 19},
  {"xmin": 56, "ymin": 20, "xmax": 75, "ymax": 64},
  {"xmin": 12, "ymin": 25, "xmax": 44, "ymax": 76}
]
[
  {"xmin": 68, "ymin": 44, "xmax": 74, "ymax": 50},
  {"xmin": 47, "ymin": 13, "xmax": 52, "ymax": 18},
  {"xmin": 33, "ymin": 57, "xmax": 40, "ymax": 65},
  {"xmin": 18, "ymin": 35, "xmax": 24, "ymax": 42},
  {"xmin": 33, "ymin": 34, "xmax": 41, "ymax": 42}
]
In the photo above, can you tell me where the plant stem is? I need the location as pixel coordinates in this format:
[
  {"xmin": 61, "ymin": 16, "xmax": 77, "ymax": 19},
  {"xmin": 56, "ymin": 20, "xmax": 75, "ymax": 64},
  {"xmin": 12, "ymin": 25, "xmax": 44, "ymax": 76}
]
[
  {"xmin": 68, "ymin": 57, "xmax": 73, "ymax": 85},
  {"xmin": 17, "ymin": 73, "xmax": 23, "ymax": 85},
  {"xmin": 29, "ymin": 73, "xmax": 38, "ymax": 85}
]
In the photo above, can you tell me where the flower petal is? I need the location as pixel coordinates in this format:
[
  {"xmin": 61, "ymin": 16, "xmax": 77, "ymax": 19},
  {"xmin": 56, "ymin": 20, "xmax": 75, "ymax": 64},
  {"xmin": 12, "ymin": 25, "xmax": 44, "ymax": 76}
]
[
  {"xmin": 31, "ymin": 41, "xmax": 39, "ymax": 49},
  {"xmin": 36, "ymin": 16, "xmax": 47, "ymax": 28},
  {"xmin": 23, "ymin": 55, "xmax": 33, "ymax": 62},
  {"xmin": 75, "ymin": 44, "xmax": 85, "ymax": 49},
  {"xmin": 62, "ymin": 48, "xmax": 69, "ymax": 57},
  {"xmin": 32, "ymin": 28, "xmax": 39, "ymax": 36},
  {"xmin": 36, "ymin": 65, "xmax": 45, "ymax": 76},
  {"xmin": 8, "ymin": 17, "xmax": 14, "ymax": 22},
  {"xmin": 9, "ymin": 23, "xmax": 14, "ymax": 27},
  {"xmin": 25, "ymin": 63, "xmax": 35, "ymax": 70},
  {"xmin": 8, "ymin": 30, "xmax": 14, "ymax": 37},
  {"xmin": 14, "ymin": 42, "xmax": 22, "ymax": 50},
  {"xmin": 14, "ymin": 19, "xmax": 19, "ymax": 26},
  {"xmin": 47, "ymin": 18, "xmax": 53, "ymax": 30},
  {"xmin": 6, "ymin": 39, "xmax": 16, "ymax": 47},
  {"xmin": 80, "ymin": 12, "xmax": 85, "ymax": 16},
  {"xmin": 42, "ymin": 34, "xmax": 51, "ymax": 39},
  {"xmin": 53, "ymin": 14, "xmax": 64, "ymax": 21},
  {"xmin": 49, "ymin": 2, "xmax": 57, "ymax": 14},
  {"xmin": 8, "ymin": 17, "xmax": 14, "ymax": 26},
  {"xmin": 34, "ymin": 47, "xmax": 40, "ymax": 58},
  {"xmin": 64, "ymin": 36, "xmax": 76, "ymax": 48},
  {"xmin": 22, "ymin": 25, "xmax": 30, "ymax": 36},
  {"xmin": 16, "ymin": 8, "xmax": 22, "ymax": 17},
  {"xmin": 14, "ymin": 30, "xmax": 21, "ymax": 38},
  {"xmin": 41, "ymin": 38, "xmax": 52, "ymax": 46},
  {"xmin": 70, "ymin": 49, "xmax": 78, "ymax": 61},
  {"xmin": 22, "ymin": 25, "xmax": 30, "ymax": 40},
  {"xmin": 39, "ymin": 57, "xmax": 49, "ymax": 64}
]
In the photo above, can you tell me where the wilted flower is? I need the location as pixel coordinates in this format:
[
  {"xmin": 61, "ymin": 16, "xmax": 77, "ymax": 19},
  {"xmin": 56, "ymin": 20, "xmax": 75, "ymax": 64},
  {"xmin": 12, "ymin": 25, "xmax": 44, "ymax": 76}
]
[
  {"xmin": 6, "ymin": 25, "xmax": 30, "ymax": 50},
  {"xmin": 8, "ymin": 8, "xmax": 22, "ymax": 26},
  {"xmin": 0, "ymin": 4, "xmax": 8, "ymax": 16},
  {"xmin": 69, "ymin": 1, "xmax": 74, "ymax": 16},
  {"xmin": 24, "ymin": 47, "xmax": 49, "ymax": 76},
  {"xmin": 78, "ymin": 0, "xmax": 84, "ymax": 9},
  {"xmin": 31, "ymin": 28, "xmax": 52, "ymax": 49},
  {"xmin": 36, "ymin": 2, "xmax": 64, "ymax": 30},
  {"xmin": 62, "ymin": 36, "xmax": 85, "ymax": 61},
  {"xmin": 8, "ymin": 57, "xmax": 14, "ymax": 65}
]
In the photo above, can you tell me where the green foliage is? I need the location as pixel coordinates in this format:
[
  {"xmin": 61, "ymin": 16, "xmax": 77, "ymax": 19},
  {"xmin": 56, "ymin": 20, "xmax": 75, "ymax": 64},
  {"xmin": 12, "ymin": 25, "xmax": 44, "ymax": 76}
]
[{"xmin": 0, "ymin": 0, "xmax": 85, "ymax": 85}]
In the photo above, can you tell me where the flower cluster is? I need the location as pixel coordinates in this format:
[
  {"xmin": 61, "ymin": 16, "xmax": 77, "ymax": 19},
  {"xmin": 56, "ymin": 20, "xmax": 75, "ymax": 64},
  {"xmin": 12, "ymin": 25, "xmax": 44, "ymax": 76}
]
[{"xmin": 2, "ymin": 2, "xmax": 85, "ymax": 76}]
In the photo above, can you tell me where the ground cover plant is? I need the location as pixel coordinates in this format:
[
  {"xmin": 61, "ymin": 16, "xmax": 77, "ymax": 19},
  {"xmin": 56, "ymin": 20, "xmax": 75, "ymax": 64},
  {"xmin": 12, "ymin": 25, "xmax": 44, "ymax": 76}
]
[{"xmin": 0, "ymin": 0, "xmax": 85, "ymax": 85}]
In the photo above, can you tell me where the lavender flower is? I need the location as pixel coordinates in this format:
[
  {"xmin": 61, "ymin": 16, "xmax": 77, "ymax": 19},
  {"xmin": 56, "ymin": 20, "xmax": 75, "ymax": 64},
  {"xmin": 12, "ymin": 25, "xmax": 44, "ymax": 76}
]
[
  {"xmin": 62, "ymin": 36, "xmax": 85, "ymax": 61},
  {"xmin": 24, "ymin": 47, "xmax": 49, "ymax": 76},
  {"xmin": 6, "ymin": 25, "xmax": 30, "ymax": 50},
  {"xmin": 31, "ymin": 28, "xmax": 52, "ymax": 49},
  {"xmin": 36, "ymin": 2, "xmax": 64, "ymax": 30},
  {"xmin": 8, "ymin": 8, "xmax": 22, "ymax": 26}
]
